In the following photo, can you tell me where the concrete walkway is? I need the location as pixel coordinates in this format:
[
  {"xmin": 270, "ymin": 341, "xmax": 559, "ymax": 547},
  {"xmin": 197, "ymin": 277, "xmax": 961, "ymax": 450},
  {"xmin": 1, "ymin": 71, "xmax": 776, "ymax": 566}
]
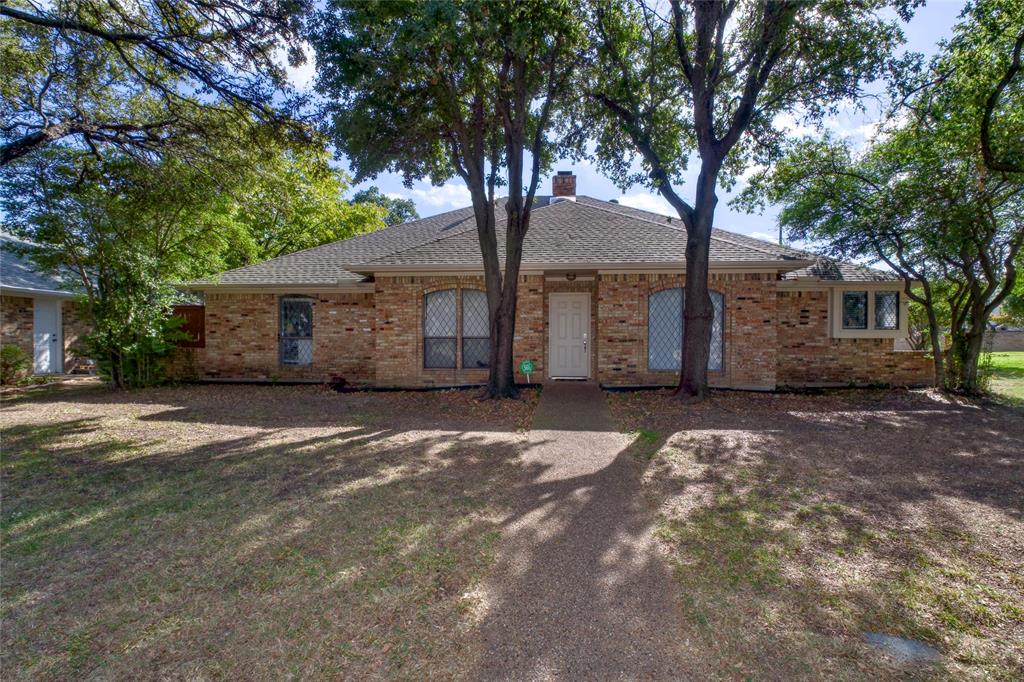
[{"xmin": 474, "ymin": 382, "xmax": 690, "ymax": 680}]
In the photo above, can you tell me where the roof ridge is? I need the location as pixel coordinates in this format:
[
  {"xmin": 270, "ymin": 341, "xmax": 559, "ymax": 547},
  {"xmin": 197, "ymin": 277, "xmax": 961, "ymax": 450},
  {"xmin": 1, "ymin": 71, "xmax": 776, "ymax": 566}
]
[
  {"xmin": 358, "ymin": 198, "xmax": 565, "ymax": 266},
  {"xmin": 572, "ymin": 198, "xmax": 801, "ymax": 260},
  {"xmin": 578, "ymin": 195, "xmax": 817, "ymax": 260}
]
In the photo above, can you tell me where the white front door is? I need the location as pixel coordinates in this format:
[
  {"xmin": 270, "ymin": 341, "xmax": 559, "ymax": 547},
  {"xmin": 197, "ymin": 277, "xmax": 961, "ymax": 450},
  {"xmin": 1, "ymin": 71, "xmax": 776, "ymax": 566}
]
[
  {"xmin": 548, "ymin": 292, "xmax": 590, "ymax": 378},
  {"xmin": 33, "ymin": 297, "xmax": 62, "ymax": 374}
]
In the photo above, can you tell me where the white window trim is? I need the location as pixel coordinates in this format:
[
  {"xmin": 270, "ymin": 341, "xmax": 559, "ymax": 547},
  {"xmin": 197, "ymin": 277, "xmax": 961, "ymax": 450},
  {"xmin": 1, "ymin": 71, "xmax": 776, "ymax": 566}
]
[{"xmin": 830, "ymin": 285, "xmax": 908, "ymax": 339}]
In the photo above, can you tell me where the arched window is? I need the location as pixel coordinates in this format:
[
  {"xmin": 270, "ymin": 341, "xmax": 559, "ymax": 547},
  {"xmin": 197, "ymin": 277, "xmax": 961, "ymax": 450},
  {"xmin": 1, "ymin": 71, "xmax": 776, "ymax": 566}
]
[
  {"xmin": 461, "ymin": 289, "xmax": 490, "ymax": 368},
  {"xmin": 648, "ymin": 288, "xmax": 724, "ymax": 371},
  {"xmin": 423, "ymin": 289, "xmax": 457, "ymax": 368}
]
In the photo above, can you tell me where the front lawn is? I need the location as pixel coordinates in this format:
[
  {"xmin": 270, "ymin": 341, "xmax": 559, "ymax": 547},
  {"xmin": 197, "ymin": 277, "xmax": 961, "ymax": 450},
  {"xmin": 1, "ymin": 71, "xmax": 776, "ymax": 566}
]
[
  {"xmin": 989, "ymin": 351, "xmax": 1024, "ymax": 402},
  {"xmin": 1, "ymin": 384, "xmax": 535, "ymax": 679},
  {"xmin": 609, "ymin": 388, "xmax": 1024, "ymax": 681}
]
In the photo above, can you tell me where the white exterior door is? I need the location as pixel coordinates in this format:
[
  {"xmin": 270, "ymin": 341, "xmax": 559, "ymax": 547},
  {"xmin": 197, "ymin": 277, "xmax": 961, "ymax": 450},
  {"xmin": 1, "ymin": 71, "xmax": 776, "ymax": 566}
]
[
  {"xmin": 548, "ymin": 293, "xmax": 590, "ymax": 378},
  {"xmin": 33, "ymin": 297, "xmax": 62, "ymax": 374}
]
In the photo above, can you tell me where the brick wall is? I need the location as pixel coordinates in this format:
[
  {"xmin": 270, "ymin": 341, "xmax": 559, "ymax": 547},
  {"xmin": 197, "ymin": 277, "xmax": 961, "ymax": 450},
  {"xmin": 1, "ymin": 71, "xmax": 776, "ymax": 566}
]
[
  {"xmin": 777, "ymin": 289, "xmax": 933, "ymax": 386},
  {"xmin": 179, "ymin": 291, "xmax": 376, "ymax": 383},
  {"xmin": 1, "ymin": 295, "xmax": 34, "ymax": 359},
  {"xmin": 374, "ymin": 274, "xmax": 544, "ymax": 387},
  {"xmin": 62, "ymin": 300, "xmax": 91, "ymax": 373},
  {"xmin": 595, "ymin": 272, "xmax": 777, "ymax": 389}
]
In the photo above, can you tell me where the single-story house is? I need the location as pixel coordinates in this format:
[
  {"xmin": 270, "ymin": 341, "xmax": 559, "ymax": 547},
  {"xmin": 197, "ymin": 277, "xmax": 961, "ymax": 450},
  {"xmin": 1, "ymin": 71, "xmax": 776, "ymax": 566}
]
[
  {"xmin": 0, "ymin": 234, "xmax": 90, "ymax": 374},
  {"xmin": 175, "ymin": 173, "xmax": 932, "ymax": 389}
]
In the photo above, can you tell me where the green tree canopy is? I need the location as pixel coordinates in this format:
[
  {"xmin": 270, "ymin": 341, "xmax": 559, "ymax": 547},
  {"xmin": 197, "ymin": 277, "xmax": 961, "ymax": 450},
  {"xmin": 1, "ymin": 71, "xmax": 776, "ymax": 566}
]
[
  {"xmin": 310, "ymin": 0, "xmax": 583, "ymax": 398},
  {"xmin": 351, "ymin": 186, "xmax": 419, "ymax": 227},
  {"xmin": 581, "ymin": 0, "xmax": 913, "ymax": 399},
  {"xmin": 740, "ymin": 0, "xmax": 1024, "ymax": 393},
  {"xmin": 0, "ymin": 0, "xmax": 308, "ymax": 165}
]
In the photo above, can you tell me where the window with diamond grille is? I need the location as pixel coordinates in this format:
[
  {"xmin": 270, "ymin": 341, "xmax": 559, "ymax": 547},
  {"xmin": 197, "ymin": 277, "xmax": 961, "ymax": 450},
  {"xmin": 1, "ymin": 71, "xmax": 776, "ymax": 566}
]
[
  {"xmin": 279, "ymin": 297, "xmax": 313, "ymax": 366},
  {"xmin": 842, "ymin": 291, "xmax": 868, "ymax": 329},
  {"xmin": 648, "ymin": 288, "xmax": 724, "ymax": 372},
  {"xmin": 461, "ymin": 289, "xmax": 490, "ymax": 368},
  {"xmin": 424, "ymin": 289, "xmax": 457, "ymax": 368},
  {"xmin": 874, "ymin": 291, "xmax": 899, "ymax": 330}
]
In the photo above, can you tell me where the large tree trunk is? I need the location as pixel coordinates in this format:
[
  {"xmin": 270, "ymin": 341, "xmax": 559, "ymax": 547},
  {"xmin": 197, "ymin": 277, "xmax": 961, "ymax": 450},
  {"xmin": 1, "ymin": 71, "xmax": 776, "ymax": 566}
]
[
  {"xmin": 950, "ymin": 308, "xmax": 990, "ymax": 393},
  {"xmin": 675, "ymin": 168, "xmax": 719, "ymax": 400}
]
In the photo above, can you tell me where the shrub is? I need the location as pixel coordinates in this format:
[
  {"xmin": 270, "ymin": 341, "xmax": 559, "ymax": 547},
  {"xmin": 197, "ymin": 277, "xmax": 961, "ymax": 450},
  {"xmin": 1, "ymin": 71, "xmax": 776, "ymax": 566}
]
[{"xmin": 1, "ymin": 345, "xmax": 31, "ymax": 385}]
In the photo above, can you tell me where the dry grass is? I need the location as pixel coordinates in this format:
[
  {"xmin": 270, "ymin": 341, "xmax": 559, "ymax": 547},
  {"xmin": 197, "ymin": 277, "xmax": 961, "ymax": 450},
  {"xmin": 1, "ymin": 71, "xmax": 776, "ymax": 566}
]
[
  {"xmin": 1, "ymin": 384, "xmax": 536, "ymax": 680},
  {"xmin": 608, "ymin": 388, "xmax": 1024, "ymax": 681}
]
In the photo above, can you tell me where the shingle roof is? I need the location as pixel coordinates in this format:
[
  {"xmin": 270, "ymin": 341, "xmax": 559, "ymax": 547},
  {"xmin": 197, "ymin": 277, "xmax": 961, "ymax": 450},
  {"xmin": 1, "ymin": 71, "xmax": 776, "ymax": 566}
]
[
  {"xmin": 192, "ymin": 194, "xmax": 897, "ymax": 287},
  {"xmin": 782, "ymin": 258, "xmax": 900, "ymax": 282},
  {"xmin": 195, "ymin": 202, "xmax": 490, "ymax": 286},
  {"xmin": 361, "ymin": 199, "xmax": 809, "ymax": 267},
  {"xmin": 0, "ymin": 234, "xmax": 77, "ymax": 296}
]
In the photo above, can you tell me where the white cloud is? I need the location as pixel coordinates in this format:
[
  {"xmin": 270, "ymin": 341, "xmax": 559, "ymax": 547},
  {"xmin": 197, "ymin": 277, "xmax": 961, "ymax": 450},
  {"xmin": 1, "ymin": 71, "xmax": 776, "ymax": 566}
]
[
  {"xmin": 277, "ymin": 43, "xmax": 316, "ymax": 91},
  {"xmin": 747, "ymin": 230, "xmax": 781, "ymax": 244},
  {"xmin": 617, "ymin": 193, "xmax": 676, "ymax": 217},
  {"xmin": 407, "ymin": 182, "xmax": 472, "ymax": 209}
]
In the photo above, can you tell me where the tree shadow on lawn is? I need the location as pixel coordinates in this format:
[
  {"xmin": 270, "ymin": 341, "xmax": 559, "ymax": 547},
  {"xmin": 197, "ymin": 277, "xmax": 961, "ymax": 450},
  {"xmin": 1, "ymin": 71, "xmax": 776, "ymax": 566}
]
[
  {"xmin": 0, "ymin": 409, "xmax": 552, "ymax": 680},
  {"xmin": 608, "ymin": 389, "xmax": 1024, "ymax": 680},
  {"xmin": 1, "ymin": 382, "xmax": 537, "ymax": 432},
  {"xmin": 471, "ymin": 427, "xmax": 698, "ymax": 680}
]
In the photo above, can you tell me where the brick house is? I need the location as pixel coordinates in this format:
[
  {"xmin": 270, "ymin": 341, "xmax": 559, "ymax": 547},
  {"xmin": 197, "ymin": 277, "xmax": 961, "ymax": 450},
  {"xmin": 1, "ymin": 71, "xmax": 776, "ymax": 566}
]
[
  {"xmin": 1, "ymin": 234, "xmax": 90, "ymax": 374},
  {"xmin": 176, "ymin": 173, "xmax": 932, "ymax": 389}
]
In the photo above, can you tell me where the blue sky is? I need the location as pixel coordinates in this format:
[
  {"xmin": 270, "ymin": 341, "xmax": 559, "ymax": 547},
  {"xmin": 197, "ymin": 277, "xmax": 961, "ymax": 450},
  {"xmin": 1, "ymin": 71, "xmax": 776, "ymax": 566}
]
[{"xmin": 290, "ymin": 0, "xmax": 967, "ymax": 243}]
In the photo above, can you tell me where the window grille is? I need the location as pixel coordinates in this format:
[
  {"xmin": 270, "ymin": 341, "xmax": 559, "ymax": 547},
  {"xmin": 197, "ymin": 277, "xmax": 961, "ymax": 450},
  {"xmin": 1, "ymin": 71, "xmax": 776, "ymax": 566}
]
[
  {"xmin": 280, "ymin": 297, "xmax": 313, "ymax": 366},
  {"xmin": 424, "ymin": 289, "xmax": 457, "ymax": 368},
  {"xmin": 842, "ymin": 291, "xmax": 868, "ymax": 329},
  {"xmin": 874, "ymin": 291, "xmax": 899, "ymax": 330},
  {"xmin": 461, "ymin": 289, "xmax": 490, "ymax": 368},
  {"xmin": 648, "ymin": 288, "xmax": 724, "ymax": 371}
]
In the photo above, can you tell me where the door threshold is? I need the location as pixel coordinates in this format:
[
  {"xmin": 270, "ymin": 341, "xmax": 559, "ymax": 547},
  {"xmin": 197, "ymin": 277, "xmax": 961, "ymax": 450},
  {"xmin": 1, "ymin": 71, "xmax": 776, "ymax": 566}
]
[{"xmin": 549, "ymin": 377, "xmax": 590, "ymax": 381}]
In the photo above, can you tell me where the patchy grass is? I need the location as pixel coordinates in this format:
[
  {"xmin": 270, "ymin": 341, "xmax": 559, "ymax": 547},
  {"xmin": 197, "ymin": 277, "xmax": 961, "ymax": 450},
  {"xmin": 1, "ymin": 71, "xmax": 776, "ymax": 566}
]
[
  {"xmin": 989, "ymin": 352, "xmax": 1024, "ymax": 402},
  {"xmin": 609, "ymin": 388, "xmax": 1024, "ymax": 681},
  {"xmin": 1, "ymin": 384, "xmax": 536, "ymax": 680}
]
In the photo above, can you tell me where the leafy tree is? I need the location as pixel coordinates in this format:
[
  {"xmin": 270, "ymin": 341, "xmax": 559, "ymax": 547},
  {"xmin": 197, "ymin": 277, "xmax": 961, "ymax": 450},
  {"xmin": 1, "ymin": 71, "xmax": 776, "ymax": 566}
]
[
  {"xmin": 0, "ymin": 0, "xmax": 308, "ymax": 165},
  {"xmin": 1, "ymin": 131, "xmax": 385, "ymax": 387},
  {"xmin": 581, "ymin": 0, "xmax": 912, "ymax": 400},
  {"xmin": 351, "ymin": 186, "xmax": 419, "ymax": 226},
  {"xmin": 222, "ymin": 148, "xmax": 387, "ymax": 267},
  {"xmin": 741, "ymin": 0, "xmax": 1024, "ymax": 394},
  {"xmin": 312, "ymin": 0, "xmax": 582, "ymax": 398}
]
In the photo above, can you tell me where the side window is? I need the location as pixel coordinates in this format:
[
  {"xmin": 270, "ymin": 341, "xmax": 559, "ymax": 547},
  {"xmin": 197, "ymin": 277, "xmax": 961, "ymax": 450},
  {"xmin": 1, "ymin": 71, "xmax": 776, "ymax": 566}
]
[
  {"xmin": 648, "ymin": 288, "xmax": 724, "ymax": 371},
  {"xmin": 461, "ymin": 289, "xmax": 490, "ymax": 368},
  {"xmin": 842, "ymin": 291, "xmax": 868, "ymax": 330},
  {"xmin": 423, "ymin": 289, "xmax": 457, "ymax": 368},
  {"xmin": 648, "ymin": 288, "xmax": 682, "ymax": 371},
  {"xmin": 875, "ymin": 291, "xmax": 899, "ymax": 330},
  {"xmin": 280, "ymin": 297, "xmax": 313, "ymax": 366}
]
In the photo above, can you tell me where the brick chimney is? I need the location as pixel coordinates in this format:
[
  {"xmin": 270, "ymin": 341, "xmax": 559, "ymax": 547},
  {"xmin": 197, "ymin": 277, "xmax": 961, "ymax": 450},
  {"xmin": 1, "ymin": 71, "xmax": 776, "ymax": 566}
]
[{"xmin": 552, "ymin": 170, "xmax": 576, "ymax": 197}]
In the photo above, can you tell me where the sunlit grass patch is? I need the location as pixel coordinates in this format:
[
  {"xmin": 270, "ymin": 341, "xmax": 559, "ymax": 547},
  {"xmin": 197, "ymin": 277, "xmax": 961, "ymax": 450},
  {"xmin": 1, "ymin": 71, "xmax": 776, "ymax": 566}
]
[{"xmin": 1, "ymin": 384, "xmax": 534, "ymax": 680}]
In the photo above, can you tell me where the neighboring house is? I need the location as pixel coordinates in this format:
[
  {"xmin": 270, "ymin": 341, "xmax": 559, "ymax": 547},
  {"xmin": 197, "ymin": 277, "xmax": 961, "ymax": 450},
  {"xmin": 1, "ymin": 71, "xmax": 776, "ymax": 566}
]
[
  {"xmin": 0, "ymin": 234, "xmax": 90, "ymax": 374},
  {"xmin": 176, "ymin": 173, "xmax": 932, "ymax": 389}
]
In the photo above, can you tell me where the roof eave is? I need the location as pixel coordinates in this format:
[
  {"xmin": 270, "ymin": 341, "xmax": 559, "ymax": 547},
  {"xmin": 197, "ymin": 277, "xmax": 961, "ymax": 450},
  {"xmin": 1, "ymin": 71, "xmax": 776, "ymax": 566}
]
[{"xmin": 0, "ymin": 284, "xmax": 77, "ymax": 299}]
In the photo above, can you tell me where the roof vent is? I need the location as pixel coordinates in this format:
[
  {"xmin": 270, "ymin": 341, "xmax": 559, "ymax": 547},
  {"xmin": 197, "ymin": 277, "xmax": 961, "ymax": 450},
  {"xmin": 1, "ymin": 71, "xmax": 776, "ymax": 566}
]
[{"xmin": 549, "ymin": 196, "xmax": 576, "ymax": 205}]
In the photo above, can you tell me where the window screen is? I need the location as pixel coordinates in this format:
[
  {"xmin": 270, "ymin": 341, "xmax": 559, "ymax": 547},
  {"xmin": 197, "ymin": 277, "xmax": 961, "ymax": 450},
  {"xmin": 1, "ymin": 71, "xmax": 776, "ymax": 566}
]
[
  {"xmin": 280, "ymin": 297, "xmax": 313, "ymax": 366},
  {"xmin": 461, "ymin": 289, "xmax": 490, "ymax": 368},
  {"xmin": 874, "ymin": 291, "xmax": 899, "ymax": 330},
  {"xmin": 648, "ymin": 288, "xmax": 724, "ymax": 371},
  {"xmin": 424, "ymin": 289, "xmax": 456, "ymax": 368},
  {"xmin": 842, "ymin": 291, "xmax": 868, "ymax": 329}
]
